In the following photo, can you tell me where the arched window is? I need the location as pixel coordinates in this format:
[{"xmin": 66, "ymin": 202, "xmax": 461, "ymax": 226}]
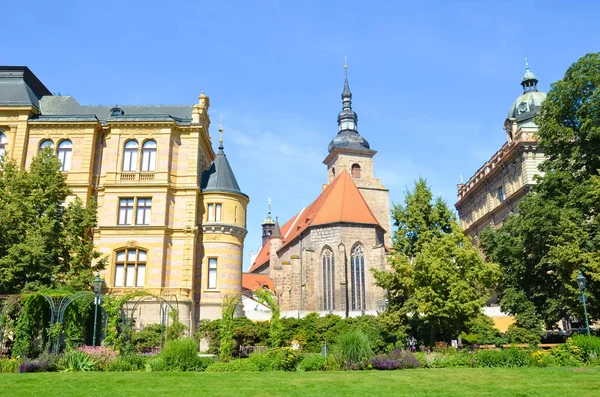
[
  {"xmin": 57, "ymin": 140, "xmax": 72, "ymax": 171},
  {"xmin": 0, "ymin": 132, "xmax": 6, "ymax": 158},
  {"xmin": 351, "ymin": 244, "xmax": 366, "ymax": 311},
  {"xmin": 322, "ymin": 247, "xmax": 335, "ymax": 311},
  {"xmin": 114, "ymin": 248, "xmax": 147, "ymax": 287},
  {"xmin": 39, "ymin": 139, "xmax": 54, "ymax": 152},
  {"xmin": 123, "ymin": 140, "xmax": 138, "ymax": 171},
  {"xmin": 351, "ymin": 163, "xmax": 361, "ymax": 179},
  {"xmin": 141, "ymin": 140, "xmax": 157, "ymax": 171}
]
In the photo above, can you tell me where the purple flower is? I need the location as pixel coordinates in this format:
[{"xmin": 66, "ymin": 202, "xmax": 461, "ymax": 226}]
[
  {"xmin": 420, "ymin": 345, "xmax": 426, "ymax": 351},
  {"xmin": 411, "ymin": 346, "xmax": 416, "ymax": 352},
  {"xmin": 473, "ymin": 343, "xmax": 479, "ymax": 348},
  {"xmin": 427, "ymin": 349, "xmax": 431, "ymax": 354}
]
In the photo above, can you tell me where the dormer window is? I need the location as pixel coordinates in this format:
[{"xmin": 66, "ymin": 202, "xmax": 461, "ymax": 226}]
[{"xmin": 111, "ymin": 107, "xmax": 125, "ymax": 116}]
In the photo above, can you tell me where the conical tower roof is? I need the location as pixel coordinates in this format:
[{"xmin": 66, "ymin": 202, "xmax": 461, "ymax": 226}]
[{"xmin": 201, "ymin": 130, "xmax": 247, "ymax": 197}]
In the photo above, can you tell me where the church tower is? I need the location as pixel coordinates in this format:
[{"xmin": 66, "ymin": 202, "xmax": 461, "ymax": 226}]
[
  {"xmin": 199, "ymin": 121, "xmax": 249, "ymax": 319},
  {"xmin": 322, "ymin": 61, "xmax": 392, "ymax": 245},
  {"xmin": 261, "ymin": 198, "xmax": 276, "ymax": 247}
]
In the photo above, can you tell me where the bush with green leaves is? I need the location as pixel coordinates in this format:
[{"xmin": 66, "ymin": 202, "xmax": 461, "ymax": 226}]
[
  {"xmin": 205, "ymin": 359, "xmax": 259, "ymax": 372},
  {"xmin": 145, "ymin": 357, "xmax": 167, "ymax": 372},
  {"xmin": 568, "ymin": 335, "xmax": 600, "ymax": 365},
  {"xmin": 460, "ymin": 315, "xmax": 507, "ymax": 347},
  {"xmin": 475, "ymin": 348, "xmax": 533, "ymax": 368},
  {"xmin": 248, "ymin": 351, "xmax": 275, "ymax": 372},
  {"xmin": 415, "ymin": 350, "xmax": 476, "ymax": 368},
  {"xmin": 158, "ymin": 338, "xmax": 207, "ymax": 371},
  {"xmin": 59, "ymin": 350, "xmax": 97, "ymax": 372},
  {"xmin": 0, "ymin": 358, "xmax": 20, "ymax": 373},
  {"xmin": 297, "ymin": 354, "xmax": 326, "ymax": 371},
  {"xmin": 108, "ymin": 354, "xmax": 148, "ymax": 371},
  {"xmin": 267, "ymin": 347, "xmax": 301, "ymax": 371},
  {"xmin": 335, "ymin": 328, "xmax": 374, "ymax": 364},
  {"xmin": 131, "ymin": 324, "xmax": 164, "ymax": 353}
]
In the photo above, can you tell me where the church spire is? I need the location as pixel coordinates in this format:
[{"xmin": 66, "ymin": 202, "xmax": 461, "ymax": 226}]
[
  {"xmin": 521, "ymin": 57, "xmax": 539, "ymax": 93},
  {"xmin": 337, "ymin": 58, "xmax": 358, "ymax": 133}
]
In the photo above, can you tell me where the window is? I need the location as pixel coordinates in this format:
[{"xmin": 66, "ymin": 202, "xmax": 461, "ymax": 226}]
[
  {"xmin": 141, "ymin": 140, "xmax": 157, "ymax": 171},
  {"xmin": 351, "ymin": 163, "xmax": 361, "ymax": 179},
  {"xmin": 136, "ymin": 198, "xmax": 152, "ymax": 225},
  {"xmin": 114, "ymin": 248, "xmax": 147, "ymax": 287},
  {"xmin": 57, "ymin": 140, "xmax": 72, "ymax": 171},
  {"xmin": 215, "ymin": 204, "xmax": 222, "ymax": 222},
  {"xmin": 498, "ymin": 186, "xmax": 505, "ymax": 204},
  {"xmin": 0, "ymin": 132, "xmax": 6, "ymax": 158},
  {"xmin": 39, "ymin": 139, "xmax": 54, "ymax": 152},
  {"xmin": 123, "ymin": 140, "xmax": 138, "ymax": 171},
  {"xmin": 110, "ymin": 107, "xmax": 124, "ymax": 116},
  {"xmin": 208, "ymin": 258, "xmax": 217, "ymax": 289},
  {"xmin": 207, "ymin": 204, "xmax": 214, "ymax": 221},
  {"xmin": 118, "ymin": 198, "xmax": 134, "ymax": 225},
  {"xmin": 351, "ymin": 244, "xmax": 366, "ymax": 311},
  {"xmin": 322, "ymin": 247, "xmax": 335, "ymax": 311}
]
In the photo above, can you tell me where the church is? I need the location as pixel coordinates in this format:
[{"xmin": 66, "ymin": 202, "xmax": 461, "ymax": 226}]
[{"xmin": 243, "ymin": 66, "xmax": 392, "ymax": 317}]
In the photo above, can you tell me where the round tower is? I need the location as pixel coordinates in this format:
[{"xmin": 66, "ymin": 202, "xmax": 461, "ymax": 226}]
[{"xmin": 198, "ymin": 122, "xmax": 249, "ymax": 320}]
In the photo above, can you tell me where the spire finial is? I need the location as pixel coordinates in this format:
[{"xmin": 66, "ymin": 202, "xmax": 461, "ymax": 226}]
[
  {"xmin": 525, "ymin": 56, "xmax": 529, "ymax": 72},
  {"xmin": 218, "ymin": 115, "xmax": 224, "ymax": 149},
  {"xmin": 268, "ymin": 197, "xmax": 272, "ymax": 214}
]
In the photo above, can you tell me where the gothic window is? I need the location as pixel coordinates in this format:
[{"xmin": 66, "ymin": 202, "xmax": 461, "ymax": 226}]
[
  {"xmin": 351, "ymin": 244, "xmax": 366, "ymax": 311},
  {"xmin": 57, "ymin": 140, "xmax": 72, "ymax": 171},
  {"xmin": 123, "ymin": 140, "xmax": 139, "ymax": 171},
  {"xmin": 322, "ymin": 247, "xmax": 335, "ymax": 311},
  {"xmin": 39, "ymin": 139, "xmax": 54, "ymax": 152},
  {"xmin": 114, "ymin": 248, "xmax": 147, "ymax": 287},
  {"xmin": 141, "ymin": 140, "xmax": 157, "ymax": 171},
  {"xmin": 351, "ymin": 163, "xmax": 361, "ymax": 179},
  {"xmin": 0, "ymin": 132, "xmax": 7, "ymax": 158}
]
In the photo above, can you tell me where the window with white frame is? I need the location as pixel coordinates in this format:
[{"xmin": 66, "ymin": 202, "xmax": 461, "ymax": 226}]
[
  {"xmin": 118, "ymin": 198, "xmax": 134, "ymax": 225},
  {"xmin": 123, "ymin": 140, "xmax": 139, "ymax": 171},
  {"xmin": 350, "ymin": 244, "xmax": 366, "ymax": 311},
  {"xmin": 207, "ymin": 203, "xmax": 222, "ymax": 222},
  {"xmin": 0, "ymin": 132, "xmax": 7, "ymax": 158},
  {"xmin": 215, "ymin": 203, "xmax": 222, "ymax": 222},
  {"xmin": 39, "ymin": 139, "xmax": 54, "ymax": 152},
  {"xmin": 141, "ymin": 140, "xmax": 157, "ymax": 171},
  {"xmin": 208, "ymin": 258, "xmax": 217, "ymax": 289},
  {"xmin": 322, "ymin": 247, "xmax": 335, "ymax": 311},
  {"xmin": 136, "ymin": 198, "xmax": 152, "ymax": 225},
  {"xmin": 57, "ymin": 140, "xmax": 72, "ymax": 171},
  {"xmin": 114, "ymin": 248, "xmax": 147, "ymax": 287}
]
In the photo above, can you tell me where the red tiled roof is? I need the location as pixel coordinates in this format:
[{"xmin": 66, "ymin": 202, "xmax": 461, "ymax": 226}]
[
  {"xmin": 249, "ymin": 170, "xmax": 381, "ymax": 273},
  {"xmin": 241, "ymin": 273, "xmax": 274, "ymax": 291}
]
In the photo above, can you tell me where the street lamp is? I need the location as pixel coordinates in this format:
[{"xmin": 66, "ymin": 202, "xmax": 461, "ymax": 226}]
[
  {"xmin": 576, "ymin": 271, "xmax": 591, "ymax": 336},
  {"xmin": 92, "ymin": 273, "xmax": 104, "ymax": 347}
]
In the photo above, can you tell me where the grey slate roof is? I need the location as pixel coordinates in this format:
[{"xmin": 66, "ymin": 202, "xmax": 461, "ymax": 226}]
[
  {"xmin": 38, "ymin": 96, "xmax": 193, "ymax": 124},
  {"xmin": 0, "ymin": 67, "xmax": 52, "ymax": 108},
  {"xmin": 201, "ymin": 144, "xmax": 246, "ymax": 197}
]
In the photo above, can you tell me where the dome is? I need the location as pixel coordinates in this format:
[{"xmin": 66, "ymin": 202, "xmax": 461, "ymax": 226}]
[
  {"xmin": 522, "ymin": 69, "xmax": 538, "ymax": 83},
  {"xmin": 507, "ymin": 90, "xmax": 547, "ymax": 126},
  {"xmin": 328, "ymin": 130, "xmax": 370, "ymax": 152}
]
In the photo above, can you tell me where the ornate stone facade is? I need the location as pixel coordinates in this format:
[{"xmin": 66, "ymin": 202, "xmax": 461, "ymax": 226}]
[{"xmin": 0, "ymin": 67, "xmax": 248, "ymax": 333}]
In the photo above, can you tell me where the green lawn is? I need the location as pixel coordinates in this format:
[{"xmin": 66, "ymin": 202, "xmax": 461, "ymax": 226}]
[{"xmin": 1, "ymin": 368, "xmax": 599, "ymax": 397}]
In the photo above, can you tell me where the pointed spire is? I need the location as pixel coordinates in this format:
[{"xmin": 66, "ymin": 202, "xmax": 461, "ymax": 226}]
[
  {"xmin": 342, "ymin": 56, "xmax": 352, "ymax": 105},
  {"xmin": 262, "ymin": 197, "xmax": 275, "ymax": 225},
  {"xmin": 272, "ymin": 217, "xmax": 282, "ymax": 239},
  {"xmin": 218, "ymin": 115, "xmax": 224, "ymax": 151},
  {"xmin": 521, "ymin": 56, "xmax": 538, "ymax": 93}
]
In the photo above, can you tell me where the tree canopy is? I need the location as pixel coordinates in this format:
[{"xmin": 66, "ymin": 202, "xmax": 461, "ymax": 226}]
[
  {"xmin": 0, "ymin": 149, "xmax": 105, "ymax": 293},
  {"xmin": 480, "ymin": 53, "xmax": 600, "ymax": 329},
  {"xmin": 373, "ymin": 179, "xmax": 499, "ymax": 344}
]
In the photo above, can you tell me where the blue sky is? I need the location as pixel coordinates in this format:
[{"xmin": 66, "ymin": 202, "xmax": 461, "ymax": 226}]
[{"xmin": 4, "ymin": 1, "xmax": 599, "ymax": 269}]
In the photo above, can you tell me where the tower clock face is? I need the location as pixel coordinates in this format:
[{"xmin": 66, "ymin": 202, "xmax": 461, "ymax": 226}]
[{"xmin": 517, "ymin": 101, "xmax": 529, "ymax": 114}]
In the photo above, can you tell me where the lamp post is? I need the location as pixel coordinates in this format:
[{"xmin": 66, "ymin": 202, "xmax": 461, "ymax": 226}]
[
  {"xmin": 92, "ymin": 273, "xmax": 104, "ymax": 347},
  {"xmin": 576, "ymin": 271, "xmax": 591, "ymax": 336}
]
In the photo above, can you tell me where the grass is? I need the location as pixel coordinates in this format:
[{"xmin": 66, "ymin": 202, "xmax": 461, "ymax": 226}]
[{"xmin": 1, "ymin": 368, "xmax": 599, "ymax": 397}]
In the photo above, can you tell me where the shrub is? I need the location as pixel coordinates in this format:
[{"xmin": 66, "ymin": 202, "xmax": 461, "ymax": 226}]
[
  {"xmin": 476, "ymin": 348, "xmax": 533, "ymax": 368},
  {"xmin": 0, "ymin": 358, "xmax": 19, "ymax": 373},
  {"xmin": 267, "ymin": 347, "xmax": 301, "ymax": 371},
  {"xmin": 145, "ymin": 357, "xmax": 167, "ymax": 372},
  {"xmin": 568, "ymin": 335, "xmax": 600, "ymax": 365},
  {"xmin": 323, "ymin": 352, "xmax": 344, "ymax": 371},
  {"xmin": 108, "ymin": 355, "xmax": 148, "ymax": 371},
  {"xmin": 370, "ymin": 349, "xmax": 421, "ymax": 370},
  {"xmin": 461, "ymin": 315, "xmax": 507, "ymax": 347},
  {"xmin": 78, "ymin": 346, "xmax": 118, "ymax": 371},
  {"xmin": 506, "ymin": 324, "xmax": 541, "ymax": 346},
  {"xmin": 59, "ymin": 350, "xmax": 97, "ymax": 372},
  {"xmin": 248, "ymin": 351, "xmax": 275, "ymax": 372},
  {"xmin": 297, "ymin": 354, "xmax": 326, "ymax": 371},
  {"xmin": 549, "ymin": 344, "xmax": 585, "ymax": 367},
  {"xmin": 159, "ymin": 338, "xmax": 201, "ymax": 371},
  {"xmin": 530, "ymin": 350, "xmax": 555, "ymax": 367},
  {"xmin": 205, "ymin": 359, "xmax": 259, "ymax": 372},
  {"xmin": 335, "ymin": 328, "xmax": 374, "ymax": 363},
  {"xmin": 131, "ymin": 324, "xmax": 164, "ymax": 353}
]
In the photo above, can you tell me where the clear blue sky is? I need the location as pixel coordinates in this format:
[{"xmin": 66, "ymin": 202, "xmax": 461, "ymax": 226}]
[{"xmin": 4, "ymin": 1, "xmax": 600, "ymax": 269}]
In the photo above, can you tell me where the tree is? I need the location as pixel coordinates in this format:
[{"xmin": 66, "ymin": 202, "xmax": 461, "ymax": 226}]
[
  {"xmin": 373, "ymin": 179, "xmax": 499, "ymax": 345},
  {"xmin": 480, "ymin": 53, "xmax": 600, "ymax": 328},
  {"xmin": 0, "ymin": 149, "xmax": 105, "ymax": 293},
  {"xmin": 255, "ymin": 288, "xmax": 282, "ymax": 348}
]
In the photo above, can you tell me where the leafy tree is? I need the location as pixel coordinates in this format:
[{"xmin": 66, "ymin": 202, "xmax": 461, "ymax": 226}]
[
  {"xmin": 255, "ymin": 288, "xmax": 282, "ymax": 348},
  {"xmin": 480, "ymin": 53, "xmax": 600, "ymax": 329},
  {"xmin": 0, "ymin": 149, "xmax": 105, "ymax": 293},
  {"xmin": 373, "ymin": 179, "xmax": 499, "ymax": 345}
]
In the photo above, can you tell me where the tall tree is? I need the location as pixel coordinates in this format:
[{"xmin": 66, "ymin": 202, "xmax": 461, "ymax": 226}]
[
  {"xmin": 0, "ymin": 149, "xmax": 105, "ymax": 293},
  {"xmin": 480, "ymin": 53, "xmax": 600, "ymax": 328},
  {"xmin": 373, "ymin": 179, "xmax": 499, "ymax": 344}
]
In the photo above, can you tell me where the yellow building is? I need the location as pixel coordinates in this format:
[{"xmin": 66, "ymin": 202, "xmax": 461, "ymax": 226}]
[{"xmin": 0, "ymin": 66, "xmax": 248, "ymax": 332}]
